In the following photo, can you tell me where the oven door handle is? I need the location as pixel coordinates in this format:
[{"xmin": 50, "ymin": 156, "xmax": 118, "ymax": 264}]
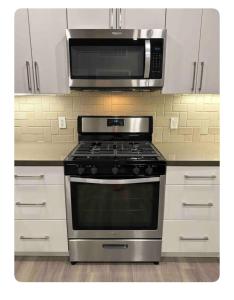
[{"xmin": 69, "ymin": 177, "xmax": 160, "ymax": 184}]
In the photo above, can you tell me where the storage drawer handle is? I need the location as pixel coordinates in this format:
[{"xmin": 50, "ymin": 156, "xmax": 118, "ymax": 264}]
[
  {"xmin": 184, "ymin": 175, "xmax": 216, "ymax": 179},
  {"xmin": 102, "ymin": 244, "xmax": 128, "ymax": 249},
  {"xmin": 182, "ymin": 202, "xmax": 213, "ymax": 207},
  {"xmin": 180, "ymin": 236, "xmax": 209, "ymax": 241},
  {"xmin": 16, "ymin": 201, "xmax": 46, "ymax": 207},
  {"xmin": 20, "ymin": 235, "xmax": 49, "ymax": 240},
  {"xmin": 15, "ymin": 174, "xmax": 44, "ymax": 179}
]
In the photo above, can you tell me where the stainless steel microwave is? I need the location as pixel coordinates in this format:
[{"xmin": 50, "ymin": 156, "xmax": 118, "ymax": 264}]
[{"xmin": 66, "ymin": 29, "xmax": 166, "ymax": 90}]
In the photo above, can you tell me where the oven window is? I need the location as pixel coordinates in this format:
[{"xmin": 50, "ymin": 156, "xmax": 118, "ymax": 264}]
[
  {"xmin": 70, "ymin": 182, "xmax": 159, "ymax": 230},
  {"xmin": 69, "ymin": 39, "xmax": 145, "ymax": 79}
]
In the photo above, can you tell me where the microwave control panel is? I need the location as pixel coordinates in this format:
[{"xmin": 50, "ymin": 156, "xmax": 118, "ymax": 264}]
[{"xmin": 149, "ymin": 39, "xmax": 164, "ymax": 79}]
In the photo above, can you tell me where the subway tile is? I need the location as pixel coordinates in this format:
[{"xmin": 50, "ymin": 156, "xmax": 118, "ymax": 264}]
[{"xmin": 14, "ymin": 94, "xmax": 220, "ymax": 144}]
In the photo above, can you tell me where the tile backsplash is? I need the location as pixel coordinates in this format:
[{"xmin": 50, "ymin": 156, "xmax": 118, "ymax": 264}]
[{"xmin": 15, "ymin": 92, "xmax": 220, "ymax": 144}]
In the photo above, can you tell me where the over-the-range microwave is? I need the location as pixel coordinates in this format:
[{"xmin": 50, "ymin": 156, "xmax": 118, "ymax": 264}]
[{"xmin": 66, "ymin": 29, "xmax": 166, "ymax": 90}]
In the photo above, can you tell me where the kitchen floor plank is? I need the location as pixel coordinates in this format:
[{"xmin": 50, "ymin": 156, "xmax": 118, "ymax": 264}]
[{"xmin": 14, "ymin": 257, "xmax": 219, "ymax": 282}]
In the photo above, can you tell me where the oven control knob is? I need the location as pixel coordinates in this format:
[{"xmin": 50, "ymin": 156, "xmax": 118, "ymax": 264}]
[
  {"xmin": 77, "ymin": 166, "xmax": 85, "ymax": 175},
  {"xmin": 91, "ymin": 166, "xmax": 98, "ymax": 175},
  {"xmin": 145, "ymin": 166, "xmax": 153, "ymax": 175},
  {"xmin": 112, "ymin": 166, "xmax": 119, "ymax": 175},
  {"xmin": 133, "ymin": 166, "xmax": 140, "ymax": 175}
]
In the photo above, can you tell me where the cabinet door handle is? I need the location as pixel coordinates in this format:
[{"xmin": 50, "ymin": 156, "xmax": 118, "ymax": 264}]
[
  {"xmin": 184, "ymin": 175, "xmax": 216, "ymax": 179},
  {"xmin": 110, "ymin": 8, "xmax": 114, "ymax": 29},
  {"xmin": 15, "ymin": 174, "xmax": 44, "ymax": 179},
  {"xmin": 16, "ymin": 202, "xmax": 46, "ymax": 207},
  {"xmin": 34, "ymin": 61, "xmax": 40, "ymax": 91},
  {"xmin": 182, "ymin": 202, "xmax": 213, "ymax": 207},
  {"xmin": 180, "ymin": 236, "xmax": 209, "ymax": 241},
  {"xmin": 119, "ymin": 8, "xmax": 122, "ymax": 29},
  {"xmin": 199, "ymin": 61, "xmax": 204, "ymax": 91},
  {"xmin": 191, "ymin": 61, "xmax": 197, "ymax": 91},
  {"xmin": 26, "ymin": 61, "xmax": 32, "ymax": 91},
  {"xmin": 20, "ymin": 235, "xmax": 49, "ymax": 240}
]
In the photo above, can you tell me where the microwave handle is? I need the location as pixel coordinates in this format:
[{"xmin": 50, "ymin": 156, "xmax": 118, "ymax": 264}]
[
  {"xmin": 69, "ymin": 177, "xmax": 160, "ymax": 185},
  {"xmin": 144, "ymin": 40, "xmax": 151, "ymax": 78}
]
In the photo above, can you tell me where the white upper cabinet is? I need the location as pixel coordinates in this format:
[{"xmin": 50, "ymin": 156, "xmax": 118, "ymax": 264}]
[
  {"xmin": 67, "ymin": 9, "xmax": 116, "ymax": 29},
  {"xmin": 163, "ymin": 9, "xmax": 219, "ymax": 94},
  {"xmin": 196, "ymin": 9, "xmax": 219, "ymax": 94},
  {"xmin": 163, "ymin": 9, "xmax": 202, "ymax": 94},
  {"xmin": 14, "ymin": 9, "xmax": 34, "ymax": 94},
  {"xmin": 28, "ymin": 9, "xmax": 68, "ymax": 94},
  {"xmin": 118, "ymin": 9, "xmax": 166, "ymax": 29}
]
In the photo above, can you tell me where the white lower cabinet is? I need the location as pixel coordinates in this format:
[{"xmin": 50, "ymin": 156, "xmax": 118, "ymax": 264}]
[
  {"xmin": 14, "ymin": 166, "xmax": 68, "ymax": 256},
  {"xmin": 15, "ymin": 220, "xmax": 68, "ymax": 254},
  {"xmin": 162, "ymin": 220, "xmax": 219, "ymax": 254},
  {"xmin": 162, "ymin": 166, "xmax": 220, "ymax": 257}
]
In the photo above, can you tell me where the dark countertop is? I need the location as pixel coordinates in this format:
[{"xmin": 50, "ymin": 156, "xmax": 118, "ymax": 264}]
[
  {"xmin": 15, "ymin": 142, "xmax": 220, "ymax": 167},
  {"xmin": 154, "ymin": 142, "xmax": 219, "ymax": 166}
]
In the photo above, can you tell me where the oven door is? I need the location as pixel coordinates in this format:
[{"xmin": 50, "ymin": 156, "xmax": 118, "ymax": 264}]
[{"xmin": 65, "ymin": 176, "xmax": 165, "ymax": 239}]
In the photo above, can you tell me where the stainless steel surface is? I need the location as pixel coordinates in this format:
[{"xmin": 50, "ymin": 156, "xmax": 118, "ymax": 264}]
[
  {"xmin": 184, "ymin": 175, "xmax": 216, "ymax": 179},
  {"xmin": 179, "ymin": 236, "xmax": 209, "ymax": 241},
  {"xmin": 144, "ymin": 40, "xmax": 151, "ymax": 79},
  {"xmin": 20, "ymin": 235, "xmax": 49, "ymax": 240},
  {"xmin": 15, "ymin": 174, "xmax": 44, "ymax": 179},
  {"xmin": 182, "ymin": 202, "xmax": 213, "ymax": 207},
  {"xmin": 110, "ymin": 8, "xmax": 114, "ymax": 29},
  {"xmin": 81, "ymin": 116, "xmax": 150, "ymax": 133},
  {"xmin": 69, "ymin": 79, "xmax": 163, "ymax": 88},
  {"xmin": 66, "ymin": 28, "xmax": 166, "ymax": 39},
  {"xmin": 199, "ymin": 61, "xmax": 204, "ymax": 91},
  {"xmin": 191, "ymin": 61, "xmax": 197, "ymax": 91},
  {"xmin": 25, "ymin": 61, "xmax": 32, "ymax": 91},
  {"xmin": 16, "ymin": 201, "xmax": 46, "ymax": 207},
  {"xmin": 34, "ymin": 61, "xmax": 40, "ymax": 91},
  {"xmin": 66, "ymin": 29, "xmax": 166, "ymax": 89},
  {"xmin": 69, "ymin": 239, "xmax": 162, "ymax": 262},
  {"xmin": 65, "ymin": 175, "xmax": 166, "ymax": 239},
  {"xmin": 70, "ymin": 177, "xmax": 160, "ymax": 185}
]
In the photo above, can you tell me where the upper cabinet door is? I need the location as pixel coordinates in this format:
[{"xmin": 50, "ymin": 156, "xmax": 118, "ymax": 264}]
[
  {"xmin": 196, "ymin": 9, "xmax": 220, "ymax": 94},
  {"xmin": 28, "ymin": 9, "xmax": 68, "ymax": 94},
  {"xmin": 15, "ymin": 9, "xmax": 34, "ymax": 94},
  {"xmin": 162, "ymin": 9, "xmax": 202, "ymax": 94},
  {"xmin": 119, "ymin": 9, "xmax": 166, "ymax": 29},
  {"xmin": 67, "ymin": 9, "xmax": 116, "ymax": 29}
]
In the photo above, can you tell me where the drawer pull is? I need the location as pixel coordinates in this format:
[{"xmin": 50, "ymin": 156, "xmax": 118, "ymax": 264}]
[
  {"xmin": 102, "ymin": 244, "xmax": 128, "ymax": 249},
  {"xmin": 180, "ymin": 236, "xmax": 209, "ymax": 241},
  {"xmin": 182, "ymin": 202, "xmax": 213, "ymax": 207},
  {"xmin": 15, "ymin": 174, "xmax": 44, "ymax": 179},
  {"xmin": 16, "ymin": 202, "xmax": 46, "ymax": 207},
  {"xmin": 20, "ymin": 235, "xmax": 49, "ymax": 240},
  {"xmin": 184, "ymin": 175, "xmax": 216, "ymax": 179}
]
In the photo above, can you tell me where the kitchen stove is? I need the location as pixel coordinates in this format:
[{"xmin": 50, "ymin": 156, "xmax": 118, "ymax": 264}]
[{"xmin": 64, "ymin": 116, "xmax": 166, "ymax": 264}]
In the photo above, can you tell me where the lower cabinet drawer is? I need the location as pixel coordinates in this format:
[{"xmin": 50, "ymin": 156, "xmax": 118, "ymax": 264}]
[
  {"xmin": 164, "ymin": 185, "xmax": 219, "ymax": 220},
  {"xmin": 15, "ymin": 220, "xmax": 68, "ymax": 254},
  {"xmin": 15, "ymin": 185, "xmax": 66, "ymax": 220},
  {"xmin": 162, "ymin": 220, "xmax": 219, "ymax": 254}
]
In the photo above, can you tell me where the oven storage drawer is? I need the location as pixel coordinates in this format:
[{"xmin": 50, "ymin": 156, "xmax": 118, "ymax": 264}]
[
  {"xmin": 166, "ymin": 166, "xmax": 220, "ymax": 185},
  {"xmin": 69, "ymin": 239, "xmax": 162, "ymax": 262},
  {"xmin": 164, "ymin": 185, "xmax": 219, "ymax": 220},
  {"xmin": 15, "ymin": 185, "xmax": 66, "ymax": 220},
  {"xmin": 162, "ymin": 220, "xmax": 219, "ymax": 253},
  {"xmin": 15, "ymin": 166, "xmax": 64, "ymax": 185},
  {"xmin": 15, "ymin": 220, "xmax": 68, "ymax": 254}
]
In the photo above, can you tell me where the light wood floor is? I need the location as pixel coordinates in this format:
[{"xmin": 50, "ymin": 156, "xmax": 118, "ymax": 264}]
[{"xmin": 15, "ymin": 256, "xmax": 219, "ymax": 282}]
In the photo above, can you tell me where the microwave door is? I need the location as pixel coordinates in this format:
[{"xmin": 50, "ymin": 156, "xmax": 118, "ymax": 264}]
[{"xmin": 68, "ymin": 39, "xmax": 146, "ymax": 79}]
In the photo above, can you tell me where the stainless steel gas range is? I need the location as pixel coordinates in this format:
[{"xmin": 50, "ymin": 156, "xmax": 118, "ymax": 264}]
[{"xmin": 64, "ymin": 116, "xmax": 166, "ymax": 264}]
